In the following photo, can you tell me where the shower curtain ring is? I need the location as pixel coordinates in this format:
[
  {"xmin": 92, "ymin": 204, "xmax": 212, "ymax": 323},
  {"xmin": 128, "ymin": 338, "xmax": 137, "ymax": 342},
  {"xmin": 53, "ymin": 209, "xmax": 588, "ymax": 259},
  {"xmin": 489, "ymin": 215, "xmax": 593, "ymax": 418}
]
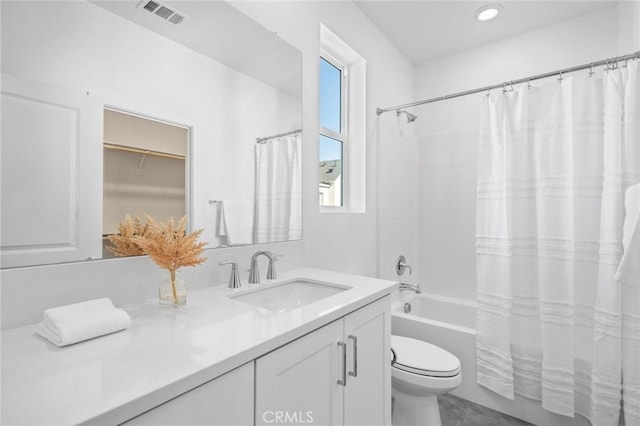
[
  {"xmin": 588, "ymin": 63, "xmax": 595, "ymax": 77},
  {"xmin": 557, "ymin": 72, "xmax": 563, "ymax": 83},
  {"xmin": 526, "ymin": 78, "xmax": 531, "ymax": 89},
  {"xmin": 485, "ymin": 87, "xmax": 491, "ymax": 97}
]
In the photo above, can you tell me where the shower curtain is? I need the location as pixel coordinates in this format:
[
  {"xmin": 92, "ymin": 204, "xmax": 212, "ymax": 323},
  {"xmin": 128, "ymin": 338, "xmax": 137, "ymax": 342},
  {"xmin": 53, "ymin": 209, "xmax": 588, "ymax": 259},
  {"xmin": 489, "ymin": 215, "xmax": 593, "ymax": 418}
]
[
  {"xmin": 475, "ymin": 61, "xmax": 639, "ymax": 425},
  {"xmin": 254, "ymin": 134, "xmax": 302, "ymax": 243}
]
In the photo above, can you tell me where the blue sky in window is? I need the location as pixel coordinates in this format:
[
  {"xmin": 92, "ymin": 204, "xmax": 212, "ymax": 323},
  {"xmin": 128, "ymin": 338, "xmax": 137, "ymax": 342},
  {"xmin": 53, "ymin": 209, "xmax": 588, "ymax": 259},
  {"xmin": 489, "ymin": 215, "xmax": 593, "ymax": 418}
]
[
  {"xmin": 319, "ymin": 135, "xmax": 342, "ymax": 162},
  {"xmin": 319, "ymin": 57, "xmax": 341, "ymax": 133}
]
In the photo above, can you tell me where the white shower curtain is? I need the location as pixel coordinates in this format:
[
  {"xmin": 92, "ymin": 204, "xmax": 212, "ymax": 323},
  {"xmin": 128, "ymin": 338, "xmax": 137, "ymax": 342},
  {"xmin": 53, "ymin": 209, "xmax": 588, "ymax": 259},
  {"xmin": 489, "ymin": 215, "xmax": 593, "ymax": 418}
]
[
  {"xmin": 476, "ymin": 61, "xmax": 639, "ymax": 425},
  {"xmin": 254, "ymin": 134, "xmax": 302, "ymax": 244}
]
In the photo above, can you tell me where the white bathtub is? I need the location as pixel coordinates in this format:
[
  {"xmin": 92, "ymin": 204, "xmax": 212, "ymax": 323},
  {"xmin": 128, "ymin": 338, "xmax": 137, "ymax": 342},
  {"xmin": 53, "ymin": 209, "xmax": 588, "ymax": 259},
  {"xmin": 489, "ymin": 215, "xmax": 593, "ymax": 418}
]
[
  {"xmin": 391, "ymin": 293, "xmax": 591, "ymax": 426},
  {"xmin": 393, "ymin": 293, "xmax": 476, "ymax": 332}
]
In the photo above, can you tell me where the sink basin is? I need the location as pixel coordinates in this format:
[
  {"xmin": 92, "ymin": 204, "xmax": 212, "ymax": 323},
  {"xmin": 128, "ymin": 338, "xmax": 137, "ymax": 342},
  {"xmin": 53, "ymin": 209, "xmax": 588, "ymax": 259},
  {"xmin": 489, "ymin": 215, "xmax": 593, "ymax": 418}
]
[{"xmin": 229, "ymin": 279, "xmax": 349, "ymax": 312}]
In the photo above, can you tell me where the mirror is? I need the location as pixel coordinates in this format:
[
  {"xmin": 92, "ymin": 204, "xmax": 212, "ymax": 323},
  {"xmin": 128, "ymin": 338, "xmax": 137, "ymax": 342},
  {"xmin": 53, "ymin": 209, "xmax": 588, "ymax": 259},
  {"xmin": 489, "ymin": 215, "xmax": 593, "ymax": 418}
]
[{"xmin": 0, "ymin": 0, "xmax": 302, "ymax": 268}]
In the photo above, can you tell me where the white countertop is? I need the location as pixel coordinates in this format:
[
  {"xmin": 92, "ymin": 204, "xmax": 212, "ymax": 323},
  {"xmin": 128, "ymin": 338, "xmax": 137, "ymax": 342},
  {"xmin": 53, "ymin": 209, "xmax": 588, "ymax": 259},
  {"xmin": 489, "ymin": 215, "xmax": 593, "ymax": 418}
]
[{"xmin": 1, "ymin": 268, "xmax": 398, "ymax": 425}]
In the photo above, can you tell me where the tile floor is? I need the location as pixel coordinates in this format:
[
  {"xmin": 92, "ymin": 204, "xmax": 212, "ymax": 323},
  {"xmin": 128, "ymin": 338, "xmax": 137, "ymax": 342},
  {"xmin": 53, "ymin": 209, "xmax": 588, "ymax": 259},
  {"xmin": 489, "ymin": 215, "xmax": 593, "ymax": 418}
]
[{"xmin": 438, "ymin": 394, "xmax": 534, "ymax": 426}]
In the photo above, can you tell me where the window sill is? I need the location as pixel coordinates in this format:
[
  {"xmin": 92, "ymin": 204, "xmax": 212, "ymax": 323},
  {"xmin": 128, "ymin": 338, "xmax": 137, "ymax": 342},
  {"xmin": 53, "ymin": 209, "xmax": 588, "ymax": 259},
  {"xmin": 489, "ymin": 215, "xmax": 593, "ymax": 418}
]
[{"xmin": 319, "ymin": 206, "xmax": 366, "ymax": 214}]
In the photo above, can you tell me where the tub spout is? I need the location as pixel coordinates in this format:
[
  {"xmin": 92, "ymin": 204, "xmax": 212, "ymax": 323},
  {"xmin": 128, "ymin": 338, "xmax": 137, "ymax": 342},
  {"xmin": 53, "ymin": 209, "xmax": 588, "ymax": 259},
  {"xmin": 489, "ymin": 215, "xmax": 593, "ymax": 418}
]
[{"xmin": 399, "ymin": 283, "xmax": 422, "ymax": 294}]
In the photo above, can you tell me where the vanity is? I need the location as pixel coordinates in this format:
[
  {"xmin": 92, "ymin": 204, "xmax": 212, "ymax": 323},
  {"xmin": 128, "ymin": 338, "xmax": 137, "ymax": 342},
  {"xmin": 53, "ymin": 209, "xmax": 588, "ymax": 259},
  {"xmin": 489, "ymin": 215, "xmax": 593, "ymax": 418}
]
[{"xmin": 1, "ymin": 268, "xmax": 397, "ymax": 425}]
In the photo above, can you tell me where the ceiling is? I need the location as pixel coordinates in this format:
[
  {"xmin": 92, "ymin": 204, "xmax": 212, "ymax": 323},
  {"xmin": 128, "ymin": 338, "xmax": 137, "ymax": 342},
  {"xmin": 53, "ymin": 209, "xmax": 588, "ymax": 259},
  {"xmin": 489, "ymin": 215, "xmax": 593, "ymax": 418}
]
[{"xmin": 353, "ymin": 1, "xmax": 619, "ymax": 65}]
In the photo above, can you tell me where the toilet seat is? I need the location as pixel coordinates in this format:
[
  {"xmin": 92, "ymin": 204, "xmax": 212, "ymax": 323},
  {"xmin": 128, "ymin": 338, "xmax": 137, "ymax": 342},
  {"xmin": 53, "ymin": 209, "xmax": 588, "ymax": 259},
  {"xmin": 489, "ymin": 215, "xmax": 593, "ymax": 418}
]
[{"xmin": 391, "ymin": 335, "xmax": 461, "ymax": 378}]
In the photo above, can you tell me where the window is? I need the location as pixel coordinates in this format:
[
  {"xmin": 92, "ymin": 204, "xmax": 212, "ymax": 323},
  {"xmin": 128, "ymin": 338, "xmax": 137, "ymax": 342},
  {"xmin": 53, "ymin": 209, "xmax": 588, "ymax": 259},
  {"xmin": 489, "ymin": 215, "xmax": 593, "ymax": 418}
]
[
  {"xmin": 319, "ymin": 24, "xmax": 366, "ymax": 212},
  {"xmin": 319, "ymin": 55, "xmax": 346, "ymax": 207}
]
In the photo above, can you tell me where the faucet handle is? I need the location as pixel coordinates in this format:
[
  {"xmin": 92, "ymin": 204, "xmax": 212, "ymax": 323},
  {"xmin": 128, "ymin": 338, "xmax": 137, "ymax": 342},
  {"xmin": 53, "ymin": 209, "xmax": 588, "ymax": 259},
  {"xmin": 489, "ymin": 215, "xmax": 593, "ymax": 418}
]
[
  {"xmin": 258, "ymin": 251, "xmax": 278, "ymax": 280},
  {"xmin": 219, "ymin": 261, "xmax": 242, "ymax": 289},
  {"xmin": 262, "ymin": 251, "xmax": 279, "ymax": 280},
  {"xmin": 266, "ymin": 258, "xmax": 277, "ymax": 280},
  {"xmin": 396, "ymin": 255, "xmax": 412, "ymax": 276}
]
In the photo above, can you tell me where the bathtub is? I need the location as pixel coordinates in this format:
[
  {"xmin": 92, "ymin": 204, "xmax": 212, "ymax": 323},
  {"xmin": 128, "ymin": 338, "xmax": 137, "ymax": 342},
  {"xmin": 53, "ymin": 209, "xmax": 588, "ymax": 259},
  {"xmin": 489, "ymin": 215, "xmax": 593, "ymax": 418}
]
[
  {"xmin": 393, "ymin": 293, "xmax": 476, "ymax": 333},
  {"xmin": 391, "ymin": 293, "xmax": 591, "ymax": 426}
]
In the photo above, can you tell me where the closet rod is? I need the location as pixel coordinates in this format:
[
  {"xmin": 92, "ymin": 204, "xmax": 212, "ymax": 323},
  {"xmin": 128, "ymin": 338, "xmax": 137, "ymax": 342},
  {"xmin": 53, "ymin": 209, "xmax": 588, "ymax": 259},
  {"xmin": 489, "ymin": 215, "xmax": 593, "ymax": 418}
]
[
  {"xmin": 376, "ymin": 50, "xmax": 640, "ymax": 115},
  {"xmin": 104, "ymin": 142, "xmax": 185, "ymax": 160}
]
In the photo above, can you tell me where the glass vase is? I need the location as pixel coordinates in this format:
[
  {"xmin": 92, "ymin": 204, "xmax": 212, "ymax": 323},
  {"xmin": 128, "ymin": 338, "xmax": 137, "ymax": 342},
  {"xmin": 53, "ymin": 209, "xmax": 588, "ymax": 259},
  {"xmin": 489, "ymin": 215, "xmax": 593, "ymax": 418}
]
[{"xmin": 159, "ymin": 270, "xmax": 187, "ymax": 306}]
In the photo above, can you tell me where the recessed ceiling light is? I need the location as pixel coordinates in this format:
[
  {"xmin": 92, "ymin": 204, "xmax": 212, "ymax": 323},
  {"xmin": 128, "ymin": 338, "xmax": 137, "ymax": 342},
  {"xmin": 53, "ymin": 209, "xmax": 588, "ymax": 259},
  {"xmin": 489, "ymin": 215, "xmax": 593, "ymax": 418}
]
[{"xmin": 475, "ymin": 3, "xmax": 502, "ymax": 22}]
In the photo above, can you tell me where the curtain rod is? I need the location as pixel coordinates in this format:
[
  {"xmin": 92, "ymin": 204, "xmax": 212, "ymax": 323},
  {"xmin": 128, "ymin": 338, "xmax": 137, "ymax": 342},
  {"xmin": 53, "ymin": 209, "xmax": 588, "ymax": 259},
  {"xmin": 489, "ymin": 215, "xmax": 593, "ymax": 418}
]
[
  {"xmin": 256, "ymin": 128, "xmax": 302, "ymax": 144},
  {"xmin": 376, "ymin": 51, "xmax": 640, "ymax": 115}
]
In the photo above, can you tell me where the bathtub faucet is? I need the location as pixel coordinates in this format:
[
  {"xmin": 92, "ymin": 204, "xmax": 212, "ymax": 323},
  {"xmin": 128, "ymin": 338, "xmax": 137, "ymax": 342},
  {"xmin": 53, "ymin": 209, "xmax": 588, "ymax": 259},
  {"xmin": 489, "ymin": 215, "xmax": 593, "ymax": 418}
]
[{"xmin": 399, "ymin": 283, "xmax": 422, "ymax": 294}]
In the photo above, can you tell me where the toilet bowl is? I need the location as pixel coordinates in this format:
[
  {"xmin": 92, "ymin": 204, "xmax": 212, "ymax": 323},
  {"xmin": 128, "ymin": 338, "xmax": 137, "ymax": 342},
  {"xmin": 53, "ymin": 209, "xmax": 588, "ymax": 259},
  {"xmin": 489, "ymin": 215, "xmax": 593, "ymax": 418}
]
[{"xmin": 391, "ymin": 335, "xmax": 461, "ymax": 426}]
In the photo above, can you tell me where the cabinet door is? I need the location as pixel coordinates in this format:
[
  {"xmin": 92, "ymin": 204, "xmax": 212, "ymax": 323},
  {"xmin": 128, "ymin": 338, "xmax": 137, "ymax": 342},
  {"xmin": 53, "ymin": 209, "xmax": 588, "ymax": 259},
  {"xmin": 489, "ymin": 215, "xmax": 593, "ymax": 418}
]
[
  {"xmin": 255, "ymin": 320, "xmax": 344, "ymax": 426},
  {"xmin": 344, "ymin": 296, "xmax": 392, "ymax": 426},
  {"xmin": 1, "ymin": 74, "xmax": 102, "ymax": 267},
  {"xmin": 122, "ymin": 362, "xmax": 254, "ymax": 426}
]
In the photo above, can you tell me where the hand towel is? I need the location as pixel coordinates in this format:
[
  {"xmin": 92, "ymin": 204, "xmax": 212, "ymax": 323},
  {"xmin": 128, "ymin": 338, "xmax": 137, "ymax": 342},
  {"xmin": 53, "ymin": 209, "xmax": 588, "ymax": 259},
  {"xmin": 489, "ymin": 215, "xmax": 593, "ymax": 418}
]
[
  {"xmin": 37, "ymin": 298, "xmax": 131, "ymax": 347},
  {"xmin": 219, "ymin": 200, "xmax": 254, "ymax": 245}
]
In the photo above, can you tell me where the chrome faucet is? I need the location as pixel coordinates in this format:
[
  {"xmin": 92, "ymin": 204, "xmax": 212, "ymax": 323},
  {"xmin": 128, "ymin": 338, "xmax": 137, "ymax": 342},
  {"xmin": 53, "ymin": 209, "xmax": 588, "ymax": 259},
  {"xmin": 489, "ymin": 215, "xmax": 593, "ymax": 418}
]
[
  {"xmin": 248, "ymin": 251, "xmax": 277, "ymax": 284},
  {"xmin": 219, "ymin": 261, "xmax": 242, "ymax": 288},
  {"xmin": 399, "ymin": 283, "xmax": 422, "ymax": 294},
  {"xmin": 396, "ymin": 255, "xmax": 413, "ymax": 275}
]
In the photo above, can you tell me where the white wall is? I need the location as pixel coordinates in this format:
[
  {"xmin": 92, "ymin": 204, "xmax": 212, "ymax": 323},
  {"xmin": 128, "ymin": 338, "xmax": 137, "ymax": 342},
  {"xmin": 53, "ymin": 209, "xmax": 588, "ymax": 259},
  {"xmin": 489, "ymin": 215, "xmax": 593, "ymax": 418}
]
[
  {"xmin": 376, "ymin": 117, "xmax": 420, "ymax": 284},
  {"xmin": 103, "ymin": 150, "xmax": 185, "ymax": 236},
  {"xmin": 234, "ymin": 2, "xmax": 416, "ymax": 279},
  {"xmin": 413, "ymin": 3, "xmax": 638, "ymax": 302}
]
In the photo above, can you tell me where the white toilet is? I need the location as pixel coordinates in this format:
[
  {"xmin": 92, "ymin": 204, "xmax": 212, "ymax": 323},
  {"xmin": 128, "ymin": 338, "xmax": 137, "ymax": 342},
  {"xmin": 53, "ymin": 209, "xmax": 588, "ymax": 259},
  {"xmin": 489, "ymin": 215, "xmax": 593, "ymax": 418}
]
[{"xmin": 391, "ymin": 335, "xmax": 462, "ymax": 426}]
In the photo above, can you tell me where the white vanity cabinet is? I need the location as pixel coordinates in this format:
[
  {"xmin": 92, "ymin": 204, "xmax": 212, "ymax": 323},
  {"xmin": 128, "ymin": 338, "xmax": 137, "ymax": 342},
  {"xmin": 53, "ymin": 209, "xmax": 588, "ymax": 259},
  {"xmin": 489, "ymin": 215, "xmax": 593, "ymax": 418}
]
[
  {"xmin": 0, "ymin": 269, "xmax": 397, "ymax": 426},
  {"xmin": 122, "ymin": 362, "xmax": 254, "ymax": 426},
  {"xmin": 255, "ymin": 296, "xmax": 391, "ymax": 426},
  {"xmin": 343, "ymin": 296, "xmax": 392, "ymax": 426}
]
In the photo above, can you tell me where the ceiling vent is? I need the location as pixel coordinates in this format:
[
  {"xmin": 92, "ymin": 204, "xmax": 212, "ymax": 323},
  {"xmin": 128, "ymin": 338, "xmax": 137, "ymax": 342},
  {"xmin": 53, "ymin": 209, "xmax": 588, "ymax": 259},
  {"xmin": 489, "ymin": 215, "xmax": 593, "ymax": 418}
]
[{"xmin": 137, "ymin": 0, "xmax": 185, "ymax": 25}]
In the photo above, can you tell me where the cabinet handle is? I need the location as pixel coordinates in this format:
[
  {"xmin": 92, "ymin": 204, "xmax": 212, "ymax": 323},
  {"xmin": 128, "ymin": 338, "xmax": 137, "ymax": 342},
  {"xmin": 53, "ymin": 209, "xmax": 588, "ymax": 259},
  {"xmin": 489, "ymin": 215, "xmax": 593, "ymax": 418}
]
[
  {"xmin": 348, "ymin": 335, "xmax": 358, "ymax": 378},
  {"xmin": 337, "ymin": 341, "xmax": 347, "ymax": 386}
]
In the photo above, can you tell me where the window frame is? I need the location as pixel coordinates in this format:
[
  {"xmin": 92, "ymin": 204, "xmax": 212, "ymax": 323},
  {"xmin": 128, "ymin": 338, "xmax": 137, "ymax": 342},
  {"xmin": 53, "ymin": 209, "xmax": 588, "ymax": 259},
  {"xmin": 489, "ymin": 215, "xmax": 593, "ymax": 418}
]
[{"xmin": 319, "ymin": 51, "xmax": 349, "ymax": 208}]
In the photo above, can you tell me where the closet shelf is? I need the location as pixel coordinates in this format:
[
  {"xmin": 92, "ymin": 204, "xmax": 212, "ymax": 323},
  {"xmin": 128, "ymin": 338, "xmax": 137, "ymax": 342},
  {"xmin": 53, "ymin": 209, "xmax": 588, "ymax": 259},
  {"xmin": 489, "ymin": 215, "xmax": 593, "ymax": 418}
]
[{"xmin": 104, "ymin": 142, "xmax": 185, "ymax": 160}]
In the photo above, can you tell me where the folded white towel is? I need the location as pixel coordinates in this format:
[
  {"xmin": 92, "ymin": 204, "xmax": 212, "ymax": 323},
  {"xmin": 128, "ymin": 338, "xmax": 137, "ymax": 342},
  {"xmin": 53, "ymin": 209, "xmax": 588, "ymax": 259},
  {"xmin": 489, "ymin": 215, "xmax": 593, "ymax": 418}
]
[{"xmin": 37, "ymin": 298, "xmax": 131, "ymax": 347}]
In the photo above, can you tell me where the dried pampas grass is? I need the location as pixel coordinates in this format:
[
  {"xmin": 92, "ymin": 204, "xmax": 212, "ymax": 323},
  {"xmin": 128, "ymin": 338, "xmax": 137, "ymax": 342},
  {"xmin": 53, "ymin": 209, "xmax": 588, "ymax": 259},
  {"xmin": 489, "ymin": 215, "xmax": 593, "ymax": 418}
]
[
  {"xmin": 106, "ymin": 214, "xmax": 149, "ymax": 257},
  {"xmin": 106, "ymin": 214, "xmax": 208, "ymax": 304},
  {"xmin": 133, "ymin": 215, "xmax": 207, "ymax": 273},
  {"xmin": 133, "ymin": 215, "xmax": 207, "ymax": 304}
]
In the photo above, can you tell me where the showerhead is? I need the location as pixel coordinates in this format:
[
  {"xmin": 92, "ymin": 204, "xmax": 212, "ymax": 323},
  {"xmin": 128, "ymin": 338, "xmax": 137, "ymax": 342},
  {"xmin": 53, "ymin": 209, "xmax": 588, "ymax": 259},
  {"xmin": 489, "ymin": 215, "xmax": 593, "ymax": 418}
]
[{"xmin": 397, "ymin": 109, "xmax": 418, "ymax": 123}]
